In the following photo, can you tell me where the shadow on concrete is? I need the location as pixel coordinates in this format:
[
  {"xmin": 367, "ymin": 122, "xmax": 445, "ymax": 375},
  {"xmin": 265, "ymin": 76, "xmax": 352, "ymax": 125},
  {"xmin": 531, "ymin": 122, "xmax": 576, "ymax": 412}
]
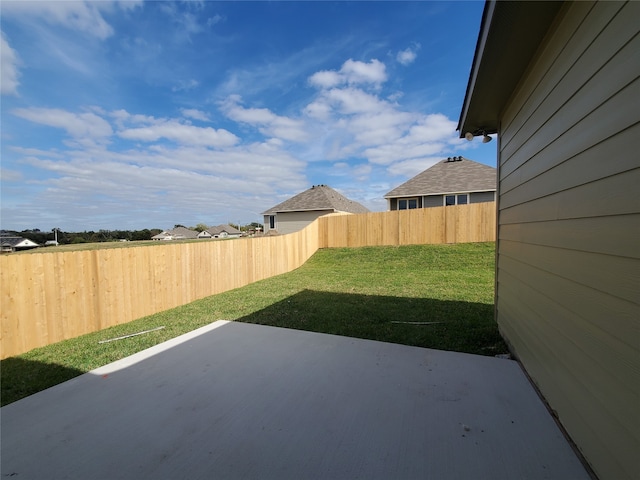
[
  {"xmin": 1, "ymin": 357, "xmax": 84, "ymax": 407},
  {"xmin": 236, "ymin": 289, "xmax": 507, "ymax": 356}
]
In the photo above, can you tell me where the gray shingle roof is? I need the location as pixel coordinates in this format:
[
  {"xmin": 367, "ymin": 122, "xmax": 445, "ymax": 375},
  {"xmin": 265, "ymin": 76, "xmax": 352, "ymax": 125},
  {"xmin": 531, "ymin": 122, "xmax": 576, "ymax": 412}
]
[
  {"xmin": 168, "ymin": 227, "xmax": 199, "ymax": 239},
  {"xmin": 207, "ymin": 224, "xmax": 242, "ymax": 235},
  {"xmin": 384, "ymin": 157, "xmax": 496, "ymax": 198},
  {"xmin": 0, "ymin": 237, "xmax": 40, "ymax": 249},
  {"xmin": 1, "ymin": 237, "xmax": 36, "ymax": 247},
  {"xmin": 262, "ymin": 185, "xmax": 370, "ymax": 215}
]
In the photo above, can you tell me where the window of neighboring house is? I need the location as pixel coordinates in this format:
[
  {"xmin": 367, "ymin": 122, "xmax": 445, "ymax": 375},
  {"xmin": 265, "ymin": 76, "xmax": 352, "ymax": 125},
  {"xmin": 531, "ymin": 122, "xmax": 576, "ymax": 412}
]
[
  {"xmin": 269, "ymin": 215, "xmax": 276, "ymax": 229},
  {"xmin": 445, "ymin": 194, "xmax": 469, "ymax": 206},
  {"xmin": 399, "ymin": 198, "xmax": 419, "ymax": 210}
]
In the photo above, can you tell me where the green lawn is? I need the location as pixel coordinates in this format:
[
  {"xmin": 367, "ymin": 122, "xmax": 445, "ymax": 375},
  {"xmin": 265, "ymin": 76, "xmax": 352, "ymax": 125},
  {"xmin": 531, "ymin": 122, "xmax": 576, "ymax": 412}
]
[{"xmin": 1, "ymin": 242, "xmax": 506, "ymax": 406}]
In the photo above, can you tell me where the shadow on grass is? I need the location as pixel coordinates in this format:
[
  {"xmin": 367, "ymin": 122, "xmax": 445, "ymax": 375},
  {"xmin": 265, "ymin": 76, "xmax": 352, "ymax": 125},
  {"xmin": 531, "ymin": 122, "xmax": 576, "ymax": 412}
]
[
  {"xmin": 1, "ymin": 358, "xmax": 84, "ymax": 407},
  {"xmin": 1, "ymin": 289, "xmax": 506, "ymax": 406},
  {"xmin": 236, "ymin": 289, "xmax": 507, "ymax": 356}
]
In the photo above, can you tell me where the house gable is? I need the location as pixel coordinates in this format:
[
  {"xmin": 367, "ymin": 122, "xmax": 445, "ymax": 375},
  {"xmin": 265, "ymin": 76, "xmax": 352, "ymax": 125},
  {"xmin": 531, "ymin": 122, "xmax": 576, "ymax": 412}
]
[
  {"xmin": 0, "ymin": 237, "xmax": 40, "ymax": 252},
  {"xmin": 206, "ymin": 224, "xmax": 242, "ymax": 238},
  {"xmin": 168, "ymin": 227, "xmax": 199, "ymax": 239},
  {"xmin": 262, "ymin": 185, "xmax": 369, "ymax": 234},
  {"xmin": 263, "ymin": 185, "xmax": 369, "ymax": 215}
]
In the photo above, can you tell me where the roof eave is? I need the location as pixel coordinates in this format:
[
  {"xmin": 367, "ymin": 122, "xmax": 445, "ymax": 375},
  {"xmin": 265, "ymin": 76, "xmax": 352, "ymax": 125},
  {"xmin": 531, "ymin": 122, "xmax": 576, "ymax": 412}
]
[
  {"xmin": 457, "ymin": 1, "xmax": 565, "ymax": 138},
  {"xmin": 384, "ymin": 188, "xmax": 496, "ymax": 199},
  {"xmin": 267, "ymin": 208, "xmax": 336, "ymax": 214}
]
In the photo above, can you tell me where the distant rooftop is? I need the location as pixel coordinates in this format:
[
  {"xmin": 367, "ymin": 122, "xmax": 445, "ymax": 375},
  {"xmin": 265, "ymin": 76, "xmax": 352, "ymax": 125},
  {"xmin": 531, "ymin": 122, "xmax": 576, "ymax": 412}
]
[
  {"xmin": 262, "ymin": 185, "xmax": 369, "ymax": 215},
  {"xmin": 385, "ymin": 157, "xmax": 496, "ymax": 198},
  {"xmin": 206, "ymin": 224, "xmax": 241, "ymax": 235}
]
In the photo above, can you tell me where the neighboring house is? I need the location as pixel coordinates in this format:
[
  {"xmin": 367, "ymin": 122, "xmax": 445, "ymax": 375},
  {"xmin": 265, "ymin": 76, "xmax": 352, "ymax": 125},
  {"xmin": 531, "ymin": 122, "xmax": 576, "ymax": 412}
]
[
  {"xmin": 151, "ymin": 232, "xmax": 174, "ymax": 241},
  {"xmin": 262, "ymin": 185, "xmax": 369, "ymax": 234},
  {"xmin": 198, "ymin": 224, "xmax": 242, "ymax": 239},
  {"xmin": 458, "ymin": 2, "xmax": 639, "ymax": 480},
  {"xmin": 152, "ymin": 227, "xmax": 199, "ymax": 241},
  {"xmin": 384, "ymin": 156, "xmax": 496, "ymax": 210},
  {"xmin": 0, "ymin": 237, "xmax": 40, "ymax": 253}
]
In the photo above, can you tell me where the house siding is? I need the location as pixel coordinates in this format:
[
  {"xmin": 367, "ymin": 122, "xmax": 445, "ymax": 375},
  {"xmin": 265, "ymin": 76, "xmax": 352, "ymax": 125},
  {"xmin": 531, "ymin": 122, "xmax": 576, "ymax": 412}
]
[
  {"xmin": 470, "ymin": 191, "xmax": 495, "ymax": 204},
  {"xmin": 267, "ymin": 210, "xmax": 334, "ymax": 235},
  {"xmin": 388, "ymin": 193, "xmax": 495, "ymax": 210},
  {"xmin": 423, "ymin": 195, "xmax": 442, "ymax": 208},
  {"xmin": 495, "ymin": 3, "xmax": 640, "ymax": 480}
]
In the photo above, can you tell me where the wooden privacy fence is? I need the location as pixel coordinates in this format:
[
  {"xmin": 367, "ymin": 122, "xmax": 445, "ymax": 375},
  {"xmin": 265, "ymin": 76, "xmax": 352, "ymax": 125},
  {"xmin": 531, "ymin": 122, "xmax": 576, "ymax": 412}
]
[
  {"xmin": 318, "ymin": 203, "xmax": 496, "ymax": 248},
  {"xmin": 0, "ymin": 203, "xmax": 495, "ymax": 358}
]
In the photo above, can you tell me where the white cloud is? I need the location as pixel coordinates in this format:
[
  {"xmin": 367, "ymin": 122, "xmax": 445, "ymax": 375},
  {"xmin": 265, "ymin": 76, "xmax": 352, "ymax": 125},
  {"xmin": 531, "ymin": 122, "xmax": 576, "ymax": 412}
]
[
  {"xmin": 309, "ymin": 59, "xmax": 387, "ymax": 89},
  {"xmin": 207, "ymin": 14, "xmax": 225, "ymax": 27},
  {"xmin": 302, "ymin": 63, "xmax": 461, "ymax": 170},
  {"xmin": 323, "ymin": 87, "xmax": 389, "ymax": 115},
  {"xmin": 341, "ymin": 59, "xmax": 387, "ymax": 85},
  {"xmin": 404, "ymin": 113, "xmax": 459, "ymax": 143},
  {"xmin": 352, "ymin": 163, "xmax": 372, "ymax": 180},
  {"xmin": 308, "ymin": 70, "xmax": 343, "ymax": 89},
  {"xmin": 12, "ymin": 107, "xmax": 113, "ymax": 139},
  {"xmin": 7, "ymin": 134, "xmax": 308, "ymax": 229},
  {"xmin": 220, "ymin": 95, "xmax": 309, "ymax": 143},
  {"xmin": 118, "ymin": 120, "xmax": 238, "ymax": 148},
  {"xmin": 358, "ymin": 113, "xmax": 458, "ymax": 166},
  {"xmin": 10, "ymin": 146, "xmax": 64, "ymax": 158},
  {"xmin": 387, "ymin": 157, "xmax": 442, "ymax": 177},
  {"xmin": 1, "ymin": 32, "xmax": 21, "ymax": 95},
  {"xmin": 110, "ymin": 109, "xmax": 156, "ymax": 124},
  {"xmin": 347, "ymin": 110, "xmax": 415, "ymax": 147},
  {"xmin": 1, "ymin": 1, "xmax": 142, "ymax": 40},
  {"xmin": 160, "ymin": 2, "xmax": 216, "ymax": 43},
  {"xmin": 0, "ymin": 167, "xmax": 23, "ymax": 182},
  {"xmin": 181, "ymin": 108, "xmax": 210, "ymax": 122},
  {"xmin": 304, "ymin": 100, "xmax": 332, "ymax": 121},
  {"xmin": 396, "ymin": 45, "xmax": 420, "ymax": 66}
]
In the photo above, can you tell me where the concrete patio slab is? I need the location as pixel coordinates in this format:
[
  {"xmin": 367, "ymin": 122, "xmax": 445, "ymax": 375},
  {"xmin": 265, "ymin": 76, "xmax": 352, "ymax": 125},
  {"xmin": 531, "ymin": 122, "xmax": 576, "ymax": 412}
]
[{"xmin": 1, "ymin": 321, "xmax": 590, "ymax": 479}]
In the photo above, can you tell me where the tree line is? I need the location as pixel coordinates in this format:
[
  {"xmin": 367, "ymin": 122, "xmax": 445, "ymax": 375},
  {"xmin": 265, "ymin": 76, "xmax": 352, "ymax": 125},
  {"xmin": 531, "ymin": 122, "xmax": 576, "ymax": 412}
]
[
  {"xmin": 7, "ymin": 222, "xmax": 265, "ymax": 245},
  {"xmin": 9, "ymin": 228, "xmax": 164, "ymax": 245}
]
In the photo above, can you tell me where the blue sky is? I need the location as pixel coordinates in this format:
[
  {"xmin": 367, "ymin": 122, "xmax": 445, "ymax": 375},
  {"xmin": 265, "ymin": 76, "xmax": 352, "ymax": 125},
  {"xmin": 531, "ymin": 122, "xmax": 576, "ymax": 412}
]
[{"xmin": 1, "ymin": 0, "xmax": 496, "ymax": 231}]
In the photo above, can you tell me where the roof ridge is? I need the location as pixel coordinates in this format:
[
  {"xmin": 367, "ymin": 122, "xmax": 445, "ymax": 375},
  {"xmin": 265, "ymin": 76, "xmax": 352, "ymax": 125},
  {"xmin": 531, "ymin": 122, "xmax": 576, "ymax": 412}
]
[
  {"xmin": 262, "ymin": 185, "xmax": 369, "ymax": 215},
  {"xmin": 384, "ymin": 156, "xmax": 496, "ymax": 198}
]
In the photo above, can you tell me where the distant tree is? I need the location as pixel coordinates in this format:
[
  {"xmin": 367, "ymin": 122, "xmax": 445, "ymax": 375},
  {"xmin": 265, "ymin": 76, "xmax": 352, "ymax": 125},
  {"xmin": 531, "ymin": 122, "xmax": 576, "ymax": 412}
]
[
  {"xmin": 195, "ymin": 223, "xmax": 209, "ymax": 232},
  {"xmin": 131, "ymin": 229, "xmax": 151, "ymax": 241},
  {"xmin": 174, "ymin": 224, "xmax": 186, "ymax": 229},
  {"xmin": 113, "ymin": 230, "xmax": 131, "ymax": 241},
  {"xmin": 20, "ymin": 230, "xmax": 47, "ymax": 244}
]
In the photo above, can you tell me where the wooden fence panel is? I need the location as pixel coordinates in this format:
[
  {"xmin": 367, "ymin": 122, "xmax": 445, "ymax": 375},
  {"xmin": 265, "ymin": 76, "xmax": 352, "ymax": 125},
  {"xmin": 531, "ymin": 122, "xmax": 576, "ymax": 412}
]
[
  {"xmin": 0, "ymin": 203, "xmax": 494, "ymax": 358},
  {"xmin": 318, "ymin": 203, "xmax": 494, "ymax": 248}
]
